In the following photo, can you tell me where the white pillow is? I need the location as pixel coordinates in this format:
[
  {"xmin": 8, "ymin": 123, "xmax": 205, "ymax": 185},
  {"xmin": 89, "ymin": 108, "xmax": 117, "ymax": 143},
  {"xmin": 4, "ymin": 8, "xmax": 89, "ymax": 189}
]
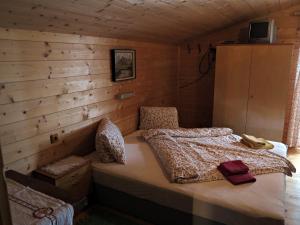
[{"xmin": 139, "ymin": 107, "xmax": 179, "ymax": 130}]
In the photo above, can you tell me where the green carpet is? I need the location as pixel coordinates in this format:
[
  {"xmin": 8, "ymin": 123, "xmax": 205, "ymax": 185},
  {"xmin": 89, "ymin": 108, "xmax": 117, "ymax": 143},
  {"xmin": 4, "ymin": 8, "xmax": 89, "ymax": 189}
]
[{"xmin": 76, "ymin": 205, "xmax": 148, "ymax": 225}]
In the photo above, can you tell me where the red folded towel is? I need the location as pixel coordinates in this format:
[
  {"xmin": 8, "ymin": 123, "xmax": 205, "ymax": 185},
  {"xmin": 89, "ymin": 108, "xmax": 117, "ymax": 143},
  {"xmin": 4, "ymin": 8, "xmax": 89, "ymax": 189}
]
[
  {"xmin": 217, "ymin": 160, "xmax": 256, "ymax": 185},
  {"xmin": 226, "ymin": 173, "xmax": 256, "ymax": 185},
  {"xmin": 217, "ymin": 160, "xmax": 249, "ymax": 177}
]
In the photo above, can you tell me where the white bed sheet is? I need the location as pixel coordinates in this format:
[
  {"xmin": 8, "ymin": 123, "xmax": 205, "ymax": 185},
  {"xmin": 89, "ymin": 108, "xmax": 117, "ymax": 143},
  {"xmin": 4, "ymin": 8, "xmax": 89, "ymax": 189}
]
[{"xmin": 89, "ymin": 130, "xmax": 287, "ymax": 225}]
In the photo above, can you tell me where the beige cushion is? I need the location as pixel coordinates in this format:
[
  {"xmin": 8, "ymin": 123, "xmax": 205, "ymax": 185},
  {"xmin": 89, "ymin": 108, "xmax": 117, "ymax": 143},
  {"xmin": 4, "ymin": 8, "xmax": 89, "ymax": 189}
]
[
  {"xmin": 139, "ymin": 107, "xmax": 179, "ymax": 130},
  {"xmin": 95, "ymin": 118, "xmax": 126, "ymax": 164}
]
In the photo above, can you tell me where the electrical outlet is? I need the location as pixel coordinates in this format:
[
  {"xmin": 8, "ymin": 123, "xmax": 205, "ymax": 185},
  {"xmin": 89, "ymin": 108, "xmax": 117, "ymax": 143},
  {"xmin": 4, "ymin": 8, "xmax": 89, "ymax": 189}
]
[{"xmin": 50, "ymin": 133, "xmax": 59, "ymax": 144}]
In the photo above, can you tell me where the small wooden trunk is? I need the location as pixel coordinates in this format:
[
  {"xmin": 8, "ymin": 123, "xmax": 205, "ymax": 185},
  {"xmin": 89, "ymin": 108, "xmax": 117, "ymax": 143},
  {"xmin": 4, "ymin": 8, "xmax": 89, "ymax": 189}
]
[{"xmin": 32, "ymin": 156, "xmax": 91, "ymax": 201}]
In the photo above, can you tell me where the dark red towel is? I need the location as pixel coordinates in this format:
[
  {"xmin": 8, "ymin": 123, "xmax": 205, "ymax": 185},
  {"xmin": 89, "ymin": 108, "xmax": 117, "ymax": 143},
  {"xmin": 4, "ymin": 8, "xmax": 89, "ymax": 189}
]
[
  {"xmin": 217, "ymin": 160, "xmax": 249, "ymax": 176},
  {"xmin": 226, "ymin": 173, "xmax": 256, "ymax": 185}
]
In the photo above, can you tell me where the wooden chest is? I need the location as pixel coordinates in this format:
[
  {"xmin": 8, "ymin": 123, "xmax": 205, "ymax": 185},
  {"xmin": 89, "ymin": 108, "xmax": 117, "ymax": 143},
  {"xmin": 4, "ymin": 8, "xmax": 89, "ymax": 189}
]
[{"xmin": 32, "ymin": 156, "xmax": 91, "ymax": 201}]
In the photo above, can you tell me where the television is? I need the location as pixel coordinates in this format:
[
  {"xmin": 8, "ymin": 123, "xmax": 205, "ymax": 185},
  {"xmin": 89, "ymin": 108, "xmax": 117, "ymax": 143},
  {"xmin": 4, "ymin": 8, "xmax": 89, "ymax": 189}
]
[{"xmin": 248, "ymin": 19, "xmax": 276, "ymax": 43}]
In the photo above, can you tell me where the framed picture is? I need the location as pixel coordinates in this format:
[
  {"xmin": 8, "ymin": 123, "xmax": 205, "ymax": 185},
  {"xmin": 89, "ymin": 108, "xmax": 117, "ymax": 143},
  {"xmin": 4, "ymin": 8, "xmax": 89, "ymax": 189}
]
[{"xmin": 111, "ymin": 49, "xmax": 136, "ymax": 82}]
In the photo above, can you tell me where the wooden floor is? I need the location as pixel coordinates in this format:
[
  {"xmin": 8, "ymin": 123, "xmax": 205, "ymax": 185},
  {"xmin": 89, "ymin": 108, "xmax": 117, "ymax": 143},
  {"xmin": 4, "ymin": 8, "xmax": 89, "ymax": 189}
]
[{"xmin": 286, "ymin": 148, "xmax": 300, "ymax": 225}]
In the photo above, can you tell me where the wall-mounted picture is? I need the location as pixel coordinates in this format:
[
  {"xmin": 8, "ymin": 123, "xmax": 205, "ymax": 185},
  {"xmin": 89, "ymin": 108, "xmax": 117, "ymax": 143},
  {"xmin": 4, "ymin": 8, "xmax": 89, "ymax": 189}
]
[{"xmin": 111, "ymin": 49, "xmax": 136, "ymax": 82}]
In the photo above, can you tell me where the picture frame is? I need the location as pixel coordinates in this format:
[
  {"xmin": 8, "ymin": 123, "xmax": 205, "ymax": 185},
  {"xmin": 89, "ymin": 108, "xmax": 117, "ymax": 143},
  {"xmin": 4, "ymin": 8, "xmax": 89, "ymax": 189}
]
[{"xmin": 111, "ymin": 49, "xmax": 136, "ymax": 82}]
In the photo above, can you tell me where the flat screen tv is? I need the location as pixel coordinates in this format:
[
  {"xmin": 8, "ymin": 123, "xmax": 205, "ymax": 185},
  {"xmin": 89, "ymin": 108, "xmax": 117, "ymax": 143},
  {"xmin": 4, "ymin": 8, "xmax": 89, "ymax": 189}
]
[{"xmin": 249, "ymin": 20, "xmax": 276, "ymax": 43}]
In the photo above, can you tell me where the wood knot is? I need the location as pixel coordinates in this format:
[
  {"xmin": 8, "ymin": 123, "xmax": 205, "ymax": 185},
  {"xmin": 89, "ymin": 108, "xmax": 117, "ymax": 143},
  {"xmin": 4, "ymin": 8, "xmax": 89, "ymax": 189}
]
[{"xmin": 96, "ymin": 9, "xmax": 104, "ymax": 13}]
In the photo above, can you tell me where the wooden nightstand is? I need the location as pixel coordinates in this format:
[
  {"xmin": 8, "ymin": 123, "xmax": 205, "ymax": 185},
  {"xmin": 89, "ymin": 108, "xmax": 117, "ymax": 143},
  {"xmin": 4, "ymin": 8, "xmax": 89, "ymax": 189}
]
[{"xmin": 32, "ymin": 156, "xmax": 91, "ymax": 212}]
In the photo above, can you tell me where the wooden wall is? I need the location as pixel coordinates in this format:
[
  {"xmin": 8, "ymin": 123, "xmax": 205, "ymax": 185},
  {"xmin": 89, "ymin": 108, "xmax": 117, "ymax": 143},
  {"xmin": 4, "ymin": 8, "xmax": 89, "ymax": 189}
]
[
  {"xmin": 178, "ymin": 4, "xmax": 300, "ymax": 132},
  {"xmin": 0, "ymin": 28, "xmax": 178, "ymax": 174}
]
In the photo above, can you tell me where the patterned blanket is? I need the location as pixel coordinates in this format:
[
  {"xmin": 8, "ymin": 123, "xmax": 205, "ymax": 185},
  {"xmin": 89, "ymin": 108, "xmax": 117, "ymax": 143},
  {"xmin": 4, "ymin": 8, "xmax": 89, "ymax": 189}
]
[
  {"xmin": 142, "ymin": 128, "xmax": 296, "ymax": 184},
  {"xmin": 7, "ymin": 179, "xmax": 74, "ymax": 225}
]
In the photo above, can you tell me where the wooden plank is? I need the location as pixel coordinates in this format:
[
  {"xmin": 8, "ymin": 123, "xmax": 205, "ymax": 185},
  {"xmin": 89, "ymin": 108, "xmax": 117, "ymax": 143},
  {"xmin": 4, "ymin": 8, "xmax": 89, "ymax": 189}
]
[
  {"xmin": 2, "ymin": 93, "xmax": 174, "ymax": 173},
  {"xmin": 0, "ymin": 56, "xmax": 176, "ymax": 83},
  {"xmin": 0, "ymin": 60, "xmax": 110, "ymax": 83},
  {"xmin": 0, "ymin": 38, "xmax": 176, "ymax": 62},
  {"xmin": 0, "ymin": 77, "xmax": 175, "ymax": 125},
  {"xmin": 1, "ymin": 104, "xmax": 139, "ymax": 165},
  {"xmin": 0, "ymin": 28, "xmax": 176, "ymax": 48},
  {"xmin": 0, "ymin": 97, "xmax": 142, "ymax": 146},
  {"xmin": 0, "ymin": 75, "xmax": 114, "ymax": 104},
  {"xmin": 0, "ymin": 0, "xmax": 199, "ymax": 40},
  {"xmin": 0, "ymin": 0, "xmax": 298, "ymax": 43},
  {"xmin": 0, "ymin": 82, "xmax": 139, "ymax": 125},
  {"xmin": 3, "ymin": 109, "xmax": 140, "ymax": 174},
  {"xmin": 0, "ymin": 39, "xmax": 110, "ymax": 61},
  {"xmin": 1, "ymin": 90, "xmax": 175, "ymax": 165}
]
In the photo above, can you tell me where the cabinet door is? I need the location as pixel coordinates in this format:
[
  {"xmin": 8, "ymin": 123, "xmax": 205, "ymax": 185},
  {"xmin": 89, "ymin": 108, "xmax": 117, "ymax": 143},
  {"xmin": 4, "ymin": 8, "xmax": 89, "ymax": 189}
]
[
  {"xmin": 246, "ymin": 45, "xmax": 293, "ymax": 141},
  {"xmin": 213, "ymin": 46, "xmax": 252, "ymax": 135}
]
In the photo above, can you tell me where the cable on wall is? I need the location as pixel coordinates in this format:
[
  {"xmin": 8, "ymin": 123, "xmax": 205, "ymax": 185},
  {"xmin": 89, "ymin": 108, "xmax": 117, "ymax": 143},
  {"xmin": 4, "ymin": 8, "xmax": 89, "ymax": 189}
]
[{"xmin": 179, "ymin": 43, "xmax": 216, "ymax": 89}]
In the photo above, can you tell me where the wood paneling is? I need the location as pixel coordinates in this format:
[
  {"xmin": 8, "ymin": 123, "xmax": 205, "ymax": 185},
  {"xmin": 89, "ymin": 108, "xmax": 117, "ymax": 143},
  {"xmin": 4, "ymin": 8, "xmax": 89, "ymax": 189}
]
[
  {"xmin": 0, "ymin": 0, "xmax": 299, "ymax": 43},
  {"xmin": 213, "ymin": 45, "xmax": 252, "ymax": 135},
  {"xmin": 246, "ymin": 45, "xmax": 293, "ymax": 140},
  {"xmin": 178, "ymin": 4, "xmax": 300, "ymax": 136},
  {"xmin": 213, "ymin": 44, "xmax": 293, "ymax": 141},
  {"xmin": 0, "ymin": 28, "xmax": 178, "ymax": 174},
  {"xmin": 0, "ymin": 145, "xmax": 12, "ymax": 225}
]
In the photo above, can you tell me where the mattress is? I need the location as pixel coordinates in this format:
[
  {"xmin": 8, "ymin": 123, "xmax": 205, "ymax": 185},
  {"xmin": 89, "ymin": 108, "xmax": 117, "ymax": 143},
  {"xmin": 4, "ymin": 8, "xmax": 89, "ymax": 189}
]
[{"xmin": 88, "ymin": 130, "xmax": 287, "ymax": 225}]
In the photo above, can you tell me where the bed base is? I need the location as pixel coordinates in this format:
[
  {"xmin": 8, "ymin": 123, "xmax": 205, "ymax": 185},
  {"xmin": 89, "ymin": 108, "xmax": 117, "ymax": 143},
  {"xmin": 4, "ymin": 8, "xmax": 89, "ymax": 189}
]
[{"xmin": 93, "ymin": 183, "xmax": 225, "ymax": 225}]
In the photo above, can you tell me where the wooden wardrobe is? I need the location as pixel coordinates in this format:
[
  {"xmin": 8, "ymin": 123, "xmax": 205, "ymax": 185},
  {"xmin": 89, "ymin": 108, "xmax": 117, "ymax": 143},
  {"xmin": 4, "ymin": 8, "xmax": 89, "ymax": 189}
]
[{"xmin": 213, "ymin": 44, "xmax": 293, "ymax": 141}]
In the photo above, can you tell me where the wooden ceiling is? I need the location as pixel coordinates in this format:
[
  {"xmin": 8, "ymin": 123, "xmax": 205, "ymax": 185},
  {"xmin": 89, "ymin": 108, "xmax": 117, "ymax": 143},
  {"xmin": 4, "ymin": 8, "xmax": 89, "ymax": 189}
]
[{"xmin": 0, "ymin": 0, "xmax": 299, "ymax": 43}]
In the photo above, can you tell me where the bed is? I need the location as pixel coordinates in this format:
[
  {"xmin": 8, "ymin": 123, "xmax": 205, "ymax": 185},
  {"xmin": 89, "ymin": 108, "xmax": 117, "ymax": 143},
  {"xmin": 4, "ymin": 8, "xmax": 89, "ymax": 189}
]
[
  {"xmin": 6, "ymin": 177, "xmax": 74, "ymax": 225},
  {"xmin": 87, "ymin": 130, "xmax": 288, "ymax": 225}
]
